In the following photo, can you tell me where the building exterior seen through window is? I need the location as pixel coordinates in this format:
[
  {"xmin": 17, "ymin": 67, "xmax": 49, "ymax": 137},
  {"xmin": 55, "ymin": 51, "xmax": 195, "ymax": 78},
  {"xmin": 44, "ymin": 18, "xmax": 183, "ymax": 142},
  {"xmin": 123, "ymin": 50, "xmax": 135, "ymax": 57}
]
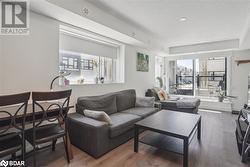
[{"xmin": 59, "ymin": 50, "xmax": 115, "ymax": 84}]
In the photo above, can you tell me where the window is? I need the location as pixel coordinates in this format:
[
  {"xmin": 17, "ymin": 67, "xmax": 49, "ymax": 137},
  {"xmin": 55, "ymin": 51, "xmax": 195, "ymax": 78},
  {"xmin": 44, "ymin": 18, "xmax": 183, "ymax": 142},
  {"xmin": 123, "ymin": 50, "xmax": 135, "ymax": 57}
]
[
  {"xmin": 155, "ymin": 56, "xmax": 165, "ymax": 88},
  {"xmin": 195, "ymin": 57, "xmax": 227, "ymax": 97},
  {"xmin": 59, "ymin": 26, "xmax": 124, "ymax": 85},
  {"xmin": 168, "ymin": 57, "xmax": 227, "ymax": 97},
  {"xmin": 62, "ymin": 57, "xmax": 78, "ymax": 70},
  {"xmin": 169, "ymin": 59, "xmax": 194, "ymax": 95},
  {"xmin": 81, "ymin": 59, "xmax": 93, "ymax": 70}
]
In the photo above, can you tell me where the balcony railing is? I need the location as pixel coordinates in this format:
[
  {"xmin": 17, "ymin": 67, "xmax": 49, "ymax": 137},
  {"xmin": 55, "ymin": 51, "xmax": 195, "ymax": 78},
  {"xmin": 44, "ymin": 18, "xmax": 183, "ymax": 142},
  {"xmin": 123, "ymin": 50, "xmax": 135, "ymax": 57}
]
[{"xmin": 170, "ymin": 74, "xmax": 226, "ymax": 96}]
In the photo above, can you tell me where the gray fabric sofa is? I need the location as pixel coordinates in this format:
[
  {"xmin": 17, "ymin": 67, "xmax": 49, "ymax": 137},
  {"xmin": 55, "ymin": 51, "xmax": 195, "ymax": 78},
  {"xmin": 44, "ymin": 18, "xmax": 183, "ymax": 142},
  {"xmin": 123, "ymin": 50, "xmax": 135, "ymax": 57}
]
[
  {"xmin": 67, "ymin": 89, "xmax": 159, "ymax": 158},
  {"xmin": 146, "ymin": 88, "xmax": 200, "ymax": 114}
]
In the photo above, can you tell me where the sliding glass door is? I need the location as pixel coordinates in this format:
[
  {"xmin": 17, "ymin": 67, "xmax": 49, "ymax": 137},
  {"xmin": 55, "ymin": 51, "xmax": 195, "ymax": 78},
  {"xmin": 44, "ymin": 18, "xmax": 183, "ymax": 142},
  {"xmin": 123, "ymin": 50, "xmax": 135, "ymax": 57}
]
[
  {"xmin": 195, "ymin": 57, "xmax": 227, "ymax": 97},
  {"xmin": 168, "ymin": 57, "xmax": 227, "ymax": 97},
  {"xmin": 169, "ymin": 59, "xmax": 194, "ymax": 95}
]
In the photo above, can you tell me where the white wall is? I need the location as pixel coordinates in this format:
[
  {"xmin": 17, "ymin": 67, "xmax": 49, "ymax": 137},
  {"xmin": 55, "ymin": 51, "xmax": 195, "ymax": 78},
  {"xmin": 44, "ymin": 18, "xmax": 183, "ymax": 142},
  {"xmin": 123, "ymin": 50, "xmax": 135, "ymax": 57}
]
[
  {"xmin": 230, "ymin": 50, "xmax": 250, "ymax": 110},
  {"xmin": 240, "ymin": 11, "xmax": 250, "ymax": 49},
  {"xmin": 240, "ymin": 26, "xmax": 250, "ymax": 49},
  {"xmin": 70, "ymin": 45, "xmax": 155, "ymax": 103},
  {"xmin": 0, "ymin": 12, "xmax": 156, "ymax": 104},
  {"xmin": 0, "ymin": 38, "xmax": 3, "ymax": 93},
  {"xmin": 1, "ymin": 13, "xmax": 59, "ymax": 94}
]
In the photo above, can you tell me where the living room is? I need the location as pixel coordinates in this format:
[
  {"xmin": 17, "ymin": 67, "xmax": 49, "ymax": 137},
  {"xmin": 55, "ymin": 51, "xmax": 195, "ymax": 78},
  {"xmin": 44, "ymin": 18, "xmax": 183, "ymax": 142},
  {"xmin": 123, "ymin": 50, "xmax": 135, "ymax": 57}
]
[{"xmin": 0, "ymin": 0, "xmax": 250, "ymax": 167}]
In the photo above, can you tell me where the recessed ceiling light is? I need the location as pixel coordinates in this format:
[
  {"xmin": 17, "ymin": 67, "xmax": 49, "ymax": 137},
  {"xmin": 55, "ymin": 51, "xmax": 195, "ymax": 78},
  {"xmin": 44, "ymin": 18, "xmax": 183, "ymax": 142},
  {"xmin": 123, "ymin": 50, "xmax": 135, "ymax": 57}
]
[{"xmin": 180, "ymin": 17, "xmax": 187, "ymax": 22}]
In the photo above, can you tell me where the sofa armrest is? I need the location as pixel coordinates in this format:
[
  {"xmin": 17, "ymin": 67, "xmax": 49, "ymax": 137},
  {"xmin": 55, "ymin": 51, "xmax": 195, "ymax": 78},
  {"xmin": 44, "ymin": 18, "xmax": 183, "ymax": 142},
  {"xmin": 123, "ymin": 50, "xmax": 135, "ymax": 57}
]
[
  {"xmin": 75, "ymin": 103, "xmax": 84, "ymax": 115},
  {"xmin": 154, "ymin": 102, "xmax": 162, "ymax": 110},
  {"xmin": 67, "ymin": 112, "xmax": 109, "ymax": 158}
]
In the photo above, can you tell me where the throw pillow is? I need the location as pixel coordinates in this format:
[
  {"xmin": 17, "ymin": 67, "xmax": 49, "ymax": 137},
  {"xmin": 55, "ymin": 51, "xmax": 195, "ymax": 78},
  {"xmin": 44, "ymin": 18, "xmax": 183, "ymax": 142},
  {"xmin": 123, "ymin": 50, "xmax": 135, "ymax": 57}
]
[
  {"xmin": 157, "ymin": 90, "xmax": 165, "ymax": 101},
  {"xmin": 135, "ymin": 97, "xmax": 155, "ymax": 107},
  {"xmin": 162, "ymin": 90, "xmax": 170, "ymax": 100},
  {"xmin": 84, "ymin": 109, "xmax": 112, "ymax": 125}
]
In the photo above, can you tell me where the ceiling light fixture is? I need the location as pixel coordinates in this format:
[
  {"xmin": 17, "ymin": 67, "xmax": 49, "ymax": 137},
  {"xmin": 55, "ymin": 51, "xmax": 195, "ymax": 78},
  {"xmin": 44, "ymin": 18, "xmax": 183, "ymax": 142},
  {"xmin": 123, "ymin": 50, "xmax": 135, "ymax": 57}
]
[
  {"xmin": 81, "ymin": 8, "xmax": 89, "ymax": 16},
  {"xmin": 179, "ymin": 17, "xmax": 187, "ymax": 22}
]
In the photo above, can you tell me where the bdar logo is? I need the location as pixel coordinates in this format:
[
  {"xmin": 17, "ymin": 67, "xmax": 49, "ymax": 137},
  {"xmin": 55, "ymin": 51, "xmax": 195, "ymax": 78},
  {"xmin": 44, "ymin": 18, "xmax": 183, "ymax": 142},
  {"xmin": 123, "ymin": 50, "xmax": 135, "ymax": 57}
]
[{"xmin": 0, "ymin": 160, "xmax": 8, "ymax": 167}]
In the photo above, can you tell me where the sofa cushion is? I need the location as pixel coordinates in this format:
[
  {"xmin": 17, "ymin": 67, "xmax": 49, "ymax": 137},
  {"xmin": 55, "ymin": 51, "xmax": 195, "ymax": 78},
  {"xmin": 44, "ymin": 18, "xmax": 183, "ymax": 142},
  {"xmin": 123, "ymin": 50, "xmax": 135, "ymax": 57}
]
[
  {"xmin": 135, "ymin": 97, "xmax": 155, "ymax": 107},
  {"xmin": 111, "ymin": 89, "xmax": 136, "ymax": 112},
  {"xmin": 77, "ymin": 94, "xmax": 117, "ymax": 115},
  {"xmin": 176, "ymin": 98, "xmax": 201, "ymax": 108},
  {"xmin": 109, "ymin": 113, "xmax": 141, "ymax": 138},
  {"xmin": 161, "ymin": 98, "xmax": 200, "ymax": 109},
  {"xmin": 121, "ymin": 107, "xmax": 158, "ymax": 118}
]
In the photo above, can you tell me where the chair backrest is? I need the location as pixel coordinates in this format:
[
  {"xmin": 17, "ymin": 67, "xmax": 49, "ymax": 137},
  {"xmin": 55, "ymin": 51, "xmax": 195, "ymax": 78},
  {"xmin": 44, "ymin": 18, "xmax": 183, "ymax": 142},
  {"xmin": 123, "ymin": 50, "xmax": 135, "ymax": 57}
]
[
  {"xmin": 0, "ymin": 92, "xmax": 30, "ymax": 134},
  {"xmin": 237, "ymin": 108, "xmax": 250, "ymax": 138},
  {"xmin": 244, "ymin": 104, "xmax": 249, "ymax": 109},
  {"xmin": 31, "ymin": 90, "xmax": 72, "ymax": 127},
  {"xmin": 238, "ymin": 109, "xmax": 250, "ymax": 124}
]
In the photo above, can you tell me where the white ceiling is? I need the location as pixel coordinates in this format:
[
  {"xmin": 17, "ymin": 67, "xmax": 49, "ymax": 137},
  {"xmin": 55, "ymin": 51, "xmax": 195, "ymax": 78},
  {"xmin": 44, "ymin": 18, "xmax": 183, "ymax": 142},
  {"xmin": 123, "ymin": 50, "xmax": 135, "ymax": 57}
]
[{"xmin": 88, "ymin": 0, "xmax": 250, "ymax": 47}]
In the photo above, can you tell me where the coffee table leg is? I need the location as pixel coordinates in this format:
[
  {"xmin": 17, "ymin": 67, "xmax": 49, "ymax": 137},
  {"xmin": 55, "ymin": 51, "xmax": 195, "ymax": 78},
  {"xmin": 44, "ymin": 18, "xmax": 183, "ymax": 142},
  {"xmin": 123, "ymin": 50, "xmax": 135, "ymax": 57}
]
[
  {"xmin": 183, "ymin": 138, "xmax": 189, "ymax": 167},
  {"xmin": 134, "ymin": 125, "xmax": 139, "ymax": 152},
  {"xmin": 198, "ymin": 119, "xmax": 201, "ymax": 140}
]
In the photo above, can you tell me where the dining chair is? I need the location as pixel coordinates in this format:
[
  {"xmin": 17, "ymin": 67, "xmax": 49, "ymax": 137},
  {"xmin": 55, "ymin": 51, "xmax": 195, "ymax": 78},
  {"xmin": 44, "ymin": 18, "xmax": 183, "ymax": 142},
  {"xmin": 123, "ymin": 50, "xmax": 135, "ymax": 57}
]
[
  {"xmin": 236, "ymin": 107, "xmax": 250, "ymax": 162},
  {"xmin": 25, "ymin": 90, "xmax": 72, "ymax": 167},
  {"xmin": 0, "ymin": 92, "xmax": 30, "ymax": 161}
]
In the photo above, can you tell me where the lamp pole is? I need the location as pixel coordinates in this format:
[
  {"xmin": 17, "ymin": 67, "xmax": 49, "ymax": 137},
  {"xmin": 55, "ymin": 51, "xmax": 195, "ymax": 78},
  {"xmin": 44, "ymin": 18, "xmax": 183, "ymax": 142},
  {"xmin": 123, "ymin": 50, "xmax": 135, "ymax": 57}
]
[{"xmin": 50, "ymin": 72, "xmax": 71, "ymax": 91}]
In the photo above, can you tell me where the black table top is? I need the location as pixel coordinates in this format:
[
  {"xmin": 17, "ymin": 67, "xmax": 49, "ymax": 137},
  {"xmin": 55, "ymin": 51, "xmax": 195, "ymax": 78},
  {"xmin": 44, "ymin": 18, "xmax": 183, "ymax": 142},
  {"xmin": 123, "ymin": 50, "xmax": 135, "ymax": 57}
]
[
  {"xmin": 0, "ymin": 102, "xmax": 74, "ymax": 127},
  {"xmin": 135, "ymin": 110, "xmax": 201, "ymax": 139},
  {"xmin": 0, "ymin": 102, "xmax": 74, "ymax": 118}
]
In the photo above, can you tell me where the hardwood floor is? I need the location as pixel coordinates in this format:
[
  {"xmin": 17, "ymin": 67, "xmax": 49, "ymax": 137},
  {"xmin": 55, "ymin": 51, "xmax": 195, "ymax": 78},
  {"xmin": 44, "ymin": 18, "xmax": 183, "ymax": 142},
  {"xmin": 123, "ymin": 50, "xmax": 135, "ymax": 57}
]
[{"xmin": 26, "ymin": 110, "xmax": 249, "ymax": 167}]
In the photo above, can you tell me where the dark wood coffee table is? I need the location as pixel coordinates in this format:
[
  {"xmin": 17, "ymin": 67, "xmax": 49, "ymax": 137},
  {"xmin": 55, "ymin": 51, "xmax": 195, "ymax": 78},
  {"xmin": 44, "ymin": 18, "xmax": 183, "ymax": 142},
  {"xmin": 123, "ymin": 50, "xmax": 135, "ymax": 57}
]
[{"xmin": 134, "ymin": 110, "xmax": 201, "ymax": 167}]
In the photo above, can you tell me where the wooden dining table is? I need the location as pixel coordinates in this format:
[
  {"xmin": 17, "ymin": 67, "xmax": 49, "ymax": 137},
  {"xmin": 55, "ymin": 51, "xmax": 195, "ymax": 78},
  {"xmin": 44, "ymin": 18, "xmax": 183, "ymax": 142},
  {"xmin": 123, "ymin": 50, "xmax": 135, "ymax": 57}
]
[{"xmin": 0, "ymin": 102, "xmax": 74, "ymax": 160}]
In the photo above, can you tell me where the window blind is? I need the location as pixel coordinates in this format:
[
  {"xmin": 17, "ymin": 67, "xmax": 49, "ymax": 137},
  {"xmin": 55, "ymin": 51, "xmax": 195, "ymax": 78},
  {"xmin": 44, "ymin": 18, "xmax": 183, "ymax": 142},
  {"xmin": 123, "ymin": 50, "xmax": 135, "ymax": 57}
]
[{"xmin": 60, "ymin": 32, "xmax": 118, "ymax": 59}]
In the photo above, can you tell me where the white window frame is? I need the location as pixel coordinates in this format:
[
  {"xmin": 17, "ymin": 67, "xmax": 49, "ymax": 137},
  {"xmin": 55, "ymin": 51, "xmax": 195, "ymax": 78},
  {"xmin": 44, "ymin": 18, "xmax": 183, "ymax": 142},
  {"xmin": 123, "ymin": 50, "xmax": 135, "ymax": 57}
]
[
  {"xmin": 167, "ymin": 56, "xmax": 228, "ymax": 98},
  {"xmin": 59, "ymin": 25, "xmax": 125, "ymax": 85}
]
